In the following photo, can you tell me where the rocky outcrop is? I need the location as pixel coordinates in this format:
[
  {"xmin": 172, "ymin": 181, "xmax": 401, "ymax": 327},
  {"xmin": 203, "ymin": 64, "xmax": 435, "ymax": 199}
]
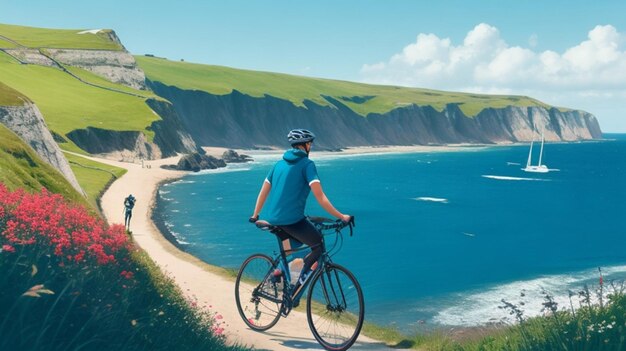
[
  {"xmin": 0, "ymin": 103, "xmax": 83, "ymax": 193},
  {"xmin": 3, "ymin": 48, "xmax": 58, "ymax": 66},
  {"xmin": 46, "ymin": 48, "xmax": 147, "ymax": 90},
  {"xmin": 165, "ymin": 153, "xmax": 227, "ymax": 172},
  {"xmin": 222, "ymin": 149, "xmax": 252, "ymax": 163},
  {"xmin": 147, "ymin": 80, "xmax": 602, "ymax": 150}
]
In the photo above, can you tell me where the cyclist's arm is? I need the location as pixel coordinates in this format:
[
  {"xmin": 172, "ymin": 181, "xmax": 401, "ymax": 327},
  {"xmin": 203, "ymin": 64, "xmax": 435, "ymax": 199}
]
[
  {"xmin": 310, "ymin": 182, "xmax": 350, "ymax": 222},
  {"xmin": 251, "ymin": 180, "xmax": 271, "ymax": 219}
]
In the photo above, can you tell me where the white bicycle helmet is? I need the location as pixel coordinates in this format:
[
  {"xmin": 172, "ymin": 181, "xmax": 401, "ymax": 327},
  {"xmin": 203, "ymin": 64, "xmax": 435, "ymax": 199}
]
[{"xmin": 287, "ymin": 129, "xmax": 316, "ymax": 145}]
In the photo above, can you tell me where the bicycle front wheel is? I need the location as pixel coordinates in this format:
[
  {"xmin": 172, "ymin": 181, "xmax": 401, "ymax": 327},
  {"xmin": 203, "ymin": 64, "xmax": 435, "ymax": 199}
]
[
  {"xmin": 307, "ymin": 263, "xmax": 364, "ymax": 351},
  {"xmin": 235, "ymin": 254, "xmax": 283, "ymax": 331}
]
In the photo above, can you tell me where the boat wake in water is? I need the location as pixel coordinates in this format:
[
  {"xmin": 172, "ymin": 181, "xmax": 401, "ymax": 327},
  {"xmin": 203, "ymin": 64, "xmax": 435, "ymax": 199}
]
[{"xmin": 482, "ymin": 175, "xmax": 549, "ymax": 181}]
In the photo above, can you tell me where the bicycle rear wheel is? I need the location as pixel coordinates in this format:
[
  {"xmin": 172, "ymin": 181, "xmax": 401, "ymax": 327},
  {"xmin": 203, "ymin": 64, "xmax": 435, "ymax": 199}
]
[
  {"xmin": 306, "ymin": 263, "xmax": 364, "ymax": 351},
  {"xmin": 235, "ymin": 254, "xmax": 283, "ymax": 331}
]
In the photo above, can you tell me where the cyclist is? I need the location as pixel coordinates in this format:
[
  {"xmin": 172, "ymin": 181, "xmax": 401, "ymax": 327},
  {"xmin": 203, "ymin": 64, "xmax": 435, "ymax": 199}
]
[{"xmin": 249, "ymin": 129, "xmax": 351, "ymax": 301}]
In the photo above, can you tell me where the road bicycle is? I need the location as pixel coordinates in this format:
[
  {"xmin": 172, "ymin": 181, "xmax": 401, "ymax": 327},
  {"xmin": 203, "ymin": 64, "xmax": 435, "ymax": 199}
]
[{"xmin": 235, "ymin": 216, "xmax": 364, "ymax": 351}]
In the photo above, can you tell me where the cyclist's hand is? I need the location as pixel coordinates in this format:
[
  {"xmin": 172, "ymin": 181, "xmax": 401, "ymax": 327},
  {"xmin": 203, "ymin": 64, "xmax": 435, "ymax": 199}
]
[
  {"xmin": 340, "ymin": 214, "xmax": 352, "ymax": 223},
  {"xmin": 249, "ymin": 215, "xmax": 259, "ymax": 223}
]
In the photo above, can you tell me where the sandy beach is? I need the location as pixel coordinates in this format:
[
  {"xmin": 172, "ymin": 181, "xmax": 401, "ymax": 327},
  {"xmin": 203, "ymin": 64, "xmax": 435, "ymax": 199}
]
[{"xmin": 78, "ymin": 150, "xmax": 412, "ymax": 351}]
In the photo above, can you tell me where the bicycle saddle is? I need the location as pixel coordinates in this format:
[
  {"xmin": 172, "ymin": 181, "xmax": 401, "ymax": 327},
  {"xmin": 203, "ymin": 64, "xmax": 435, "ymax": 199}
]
[{"xmin": 255, "ymin": 220, "xmax": 272, "ymax": 230}]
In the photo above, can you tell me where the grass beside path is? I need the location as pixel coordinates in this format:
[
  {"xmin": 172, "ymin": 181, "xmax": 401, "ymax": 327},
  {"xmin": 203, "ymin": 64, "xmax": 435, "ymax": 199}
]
[
  {"xmin": 0, "ymin": 81, "xmax": 28, "ymax": 106},
  {"xmin": 0, "ymin": 38, "xmax": 18, "ymax": 48},
  {"xmin": 64, "ymin": 152, "xmax": 127, "ymax": 210}
]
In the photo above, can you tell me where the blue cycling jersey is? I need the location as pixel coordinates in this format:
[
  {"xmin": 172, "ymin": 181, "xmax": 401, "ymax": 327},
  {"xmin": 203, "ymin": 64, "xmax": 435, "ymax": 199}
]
[{"xmin": 263, "ymin": 149, "xmax": 319, "ymax": 225}]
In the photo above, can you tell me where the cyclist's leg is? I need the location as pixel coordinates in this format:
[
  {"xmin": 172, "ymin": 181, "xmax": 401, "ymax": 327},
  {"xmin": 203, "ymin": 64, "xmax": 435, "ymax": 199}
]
[{"xmin": 279, "ymin": 218, "xmax": 323, "ymax": 293}]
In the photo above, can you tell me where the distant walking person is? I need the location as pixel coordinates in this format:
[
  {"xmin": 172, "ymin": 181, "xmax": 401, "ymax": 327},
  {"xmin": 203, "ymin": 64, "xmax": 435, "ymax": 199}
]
[{"xmin": 124, "ymin": 194, "xmax": 136, "ymax": 231}]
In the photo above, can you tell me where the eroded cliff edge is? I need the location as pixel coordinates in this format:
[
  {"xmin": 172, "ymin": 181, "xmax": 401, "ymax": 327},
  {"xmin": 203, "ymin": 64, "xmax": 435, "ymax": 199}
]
[
  {"xmin": 65, "ymin": 99, "xmax": 201, "ymax": 160},
  {"xmin": 147, "ymin": 80, "xmax": 602, "ymax": 150},
  {"xmin": 0, "ymin": 103, "xmax": 83, "ymax": 193}
]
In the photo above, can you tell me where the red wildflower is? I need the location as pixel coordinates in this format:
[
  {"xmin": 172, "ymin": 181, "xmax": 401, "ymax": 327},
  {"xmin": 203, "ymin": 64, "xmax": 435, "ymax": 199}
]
[
  {"xmin": 2, "ymin": 244, "xmax": 15, "ymax": 253},
  {"xmin": 0, "ymin": 183, "xmax": 131, "ymax": 267}
]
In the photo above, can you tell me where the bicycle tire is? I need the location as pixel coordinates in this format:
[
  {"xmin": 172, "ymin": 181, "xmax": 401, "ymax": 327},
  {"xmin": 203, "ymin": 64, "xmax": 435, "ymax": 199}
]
[
  {"xmin": 306, "ymin": 263, "xmax": 364, "ymax": 351},
  {"xmin": 235, "ymin": 253, "xmax": 283, "ymax": 331}
]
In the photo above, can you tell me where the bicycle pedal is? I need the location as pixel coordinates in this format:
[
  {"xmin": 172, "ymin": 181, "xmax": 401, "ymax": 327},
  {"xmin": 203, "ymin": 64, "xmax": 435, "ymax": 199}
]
[{"xmin": 280, "ymin": 304, "xmax": 292, "ymax": 317}]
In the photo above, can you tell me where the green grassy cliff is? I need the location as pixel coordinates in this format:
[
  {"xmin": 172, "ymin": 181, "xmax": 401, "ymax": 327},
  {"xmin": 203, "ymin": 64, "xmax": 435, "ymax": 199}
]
[
  {"xmin": 0, "ymin": 23, "xmax": 123, "ymax": 50},
  {"xmin": 0, "ymin": 51, "xmax": 159, "ymax": 154},
  {"xmin": 136, "ymin": 55, "xmax": 554, "ymax": 117}
]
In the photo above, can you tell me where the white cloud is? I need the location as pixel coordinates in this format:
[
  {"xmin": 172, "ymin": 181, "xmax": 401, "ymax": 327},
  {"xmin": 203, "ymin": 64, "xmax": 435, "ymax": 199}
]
[{"xmin": 360, "ymin": 23, "xmax": 626, "ymax": 131}]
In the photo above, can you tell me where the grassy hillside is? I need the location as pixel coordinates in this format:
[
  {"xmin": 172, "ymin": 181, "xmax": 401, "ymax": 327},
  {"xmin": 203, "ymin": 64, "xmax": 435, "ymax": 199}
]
[
  {"xmin": 0, "ymin": 51, "xmax": 160, "ymax": 154},
  {"xmin": 0, "ymin": 124, "xmax": 87, "ymax": 205},
  {"xmin": 0, "ymin": 23, "xmax": 123, "ymax": 50},
  {"xmin": 0, "ymin": 37, "xmax": 18, "ymax": 48},
  {"xmin": 136, "ymin": 55, "xmax": 553, "ymax": 117},
  {"xmin": 0, "ymin": 110, "xmax": 240, "ymax": 351},
  {"xmin": 65, "ymin": 152, "xmax": 126, "ymax": 209},
  {"xmin": 0, "ymin": 81, "xmax": 28, "ymax": 106}
]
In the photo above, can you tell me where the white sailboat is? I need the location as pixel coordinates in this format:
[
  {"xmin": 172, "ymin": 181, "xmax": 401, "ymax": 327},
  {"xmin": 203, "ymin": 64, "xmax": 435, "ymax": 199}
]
[{"xmin": 523, "ymin": 129, "xmax": 549, "ymax": 173}]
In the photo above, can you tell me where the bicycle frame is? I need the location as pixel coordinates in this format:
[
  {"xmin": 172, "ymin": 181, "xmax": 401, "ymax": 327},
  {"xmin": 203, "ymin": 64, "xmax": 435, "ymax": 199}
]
[
  {"xmin": 238, "ymin": 217, "xmax": 361, "ymax": 351},
  {"xmin": 252, "ymin": 229, "xmax": 336, "ymax": 314}
]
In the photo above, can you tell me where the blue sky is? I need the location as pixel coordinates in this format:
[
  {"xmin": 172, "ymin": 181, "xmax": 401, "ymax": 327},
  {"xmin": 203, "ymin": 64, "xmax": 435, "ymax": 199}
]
[{"xmin": 2, "ymin": 0, "xmax": 625, "ymax": 131}]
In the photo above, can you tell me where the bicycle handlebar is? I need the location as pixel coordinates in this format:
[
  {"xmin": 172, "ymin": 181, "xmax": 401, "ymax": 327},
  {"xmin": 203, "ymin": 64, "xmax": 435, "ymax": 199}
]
[
  {"xmin": 311, "ymin": 216, "xmax": 355, "ymax": 236},
  {"xmin": 251, "ymin": 216, "xmax": 356, "ymax": 236}
]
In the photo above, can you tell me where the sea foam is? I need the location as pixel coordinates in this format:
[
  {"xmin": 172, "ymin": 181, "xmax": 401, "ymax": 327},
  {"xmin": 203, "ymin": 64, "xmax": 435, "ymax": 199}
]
[
  {"xmin": 191, "ymin": 166, "xmax": 251, "ymax": 175},
  {"xmin": 433, "ymin": 265, "xmax": 626, "ymax": 326}
]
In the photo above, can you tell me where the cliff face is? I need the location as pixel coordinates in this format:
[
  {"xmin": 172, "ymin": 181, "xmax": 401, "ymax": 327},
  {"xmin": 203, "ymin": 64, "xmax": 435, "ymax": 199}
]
[
  {"xmin": 46, "ymin": 48, "xmax": 147, "ymax": 90},
  {"xmin": 3, "ymin": 30, "xmax": 146, "ymax": 91},
  {"xmin": 65, "ymin": 100, "xmax": 200, "ymax": 160},
  {"xmin": 148, "ymin": 80, "xmax": 602, "ymax": 150},
  {"xmin": 0, "ymin": 103, "xmax": 83, "ymax": 193}
]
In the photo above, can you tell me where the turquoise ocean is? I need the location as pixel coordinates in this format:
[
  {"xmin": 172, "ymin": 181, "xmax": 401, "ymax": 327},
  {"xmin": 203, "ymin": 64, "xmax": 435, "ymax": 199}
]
[{"xmin": 155, "ymin": 134, "xmax": 626, "ymax": 332}]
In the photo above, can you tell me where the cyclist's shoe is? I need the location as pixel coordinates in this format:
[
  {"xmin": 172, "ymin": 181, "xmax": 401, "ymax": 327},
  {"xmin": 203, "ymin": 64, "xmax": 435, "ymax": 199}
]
[
  {"xmin": 289, "ymin": 283, "xmax": 303, "ymax": 308},
  {"xmin": 280, "ymin": 296, "xmax": 293, "ymax": 317}
]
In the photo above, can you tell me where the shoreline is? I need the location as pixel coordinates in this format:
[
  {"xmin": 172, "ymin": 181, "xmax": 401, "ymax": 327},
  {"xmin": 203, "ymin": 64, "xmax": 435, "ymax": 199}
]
[{"xmin": 151, "ymin": 178, "xmax": 192, "ymax": 253}]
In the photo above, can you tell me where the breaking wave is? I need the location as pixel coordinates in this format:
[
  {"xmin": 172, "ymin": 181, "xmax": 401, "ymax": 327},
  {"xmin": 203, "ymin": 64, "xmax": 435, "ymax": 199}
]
[{"xmin": 433, "ymin": 265, "xmax": 626, "ymax": 326}]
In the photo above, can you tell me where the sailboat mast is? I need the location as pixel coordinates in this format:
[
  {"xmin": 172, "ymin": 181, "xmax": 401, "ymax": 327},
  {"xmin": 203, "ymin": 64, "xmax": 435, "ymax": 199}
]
[{"xmin": 538, "ymin": 130, "xmax": 545, "ymax": 166}]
